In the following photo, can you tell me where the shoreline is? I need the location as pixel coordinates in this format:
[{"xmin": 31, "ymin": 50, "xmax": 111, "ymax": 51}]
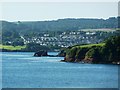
[
  {"xmin": 60, "ymin": 60, "xmax": 120, "ymax": 65},
  {"xmin": 0, "ymin": 49, "xmax": 59, "ymax": 52},
  {"xmin": 0, "ymin": 50, "xmax": 120, "ymax": 65}
]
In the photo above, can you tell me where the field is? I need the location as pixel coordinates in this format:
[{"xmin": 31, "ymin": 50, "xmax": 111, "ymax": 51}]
[
  {"xmin": 79, "ymin": 29, "xmax": 116, "ymax": 32},
  {"xmin": 0, "ymin": 43, "xmax": 105, "ymax": 51},
  {"xmin": 0, "ymin": 45, "xmax": 26, "ymax": 50}
]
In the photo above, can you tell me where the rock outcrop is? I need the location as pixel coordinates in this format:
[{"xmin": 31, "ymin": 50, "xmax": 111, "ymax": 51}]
[
  {"xmin": 34, "ymin": 50, "xmax": 48, "ymax": 57},
  {"xmin": 60, "ymin": 36, "xmax": 120, "ymax": 64}
]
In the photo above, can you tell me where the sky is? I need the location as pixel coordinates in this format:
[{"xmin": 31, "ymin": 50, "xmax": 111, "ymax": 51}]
[{"xmin": 0, "ymin": 2, "xmax": 118, "ymax": 21}]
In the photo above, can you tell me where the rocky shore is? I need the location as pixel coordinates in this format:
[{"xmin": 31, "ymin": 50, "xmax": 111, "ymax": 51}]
[{"xmin": 33, "ymin": 50, "xmax": 63, "ymax": 57}]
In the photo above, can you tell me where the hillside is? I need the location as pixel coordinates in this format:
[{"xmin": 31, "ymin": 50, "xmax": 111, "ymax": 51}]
[
  {"xmin": 1, "ymin": 17, "xmax": 119, "ymax": 46},
  {"xmin": 60, "ymin": 36, "xmax": 120, "ymax": 64},
  {"xmin": 0, "ymin": 17, "xmax": 118, "ymax": 33}
]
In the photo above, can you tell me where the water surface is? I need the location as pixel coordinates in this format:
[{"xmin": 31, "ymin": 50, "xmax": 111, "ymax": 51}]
[{"xmin": 2, "ymin": 52, "xmax": 118, "ymax": 88}]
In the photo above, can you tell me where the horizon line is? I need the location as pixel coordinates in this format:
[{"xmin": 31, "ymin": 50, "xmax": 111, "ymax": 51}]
[{"xmin": 0, "ymin": 16, "xmax": 118, "ymax": 22}]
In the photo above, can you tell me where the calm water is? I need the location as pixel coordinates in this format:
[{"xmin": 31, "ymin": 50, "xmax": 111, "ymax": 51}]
[{"xmin": 2, "ymin": 52, "xmax": 118, "ymax": 88}]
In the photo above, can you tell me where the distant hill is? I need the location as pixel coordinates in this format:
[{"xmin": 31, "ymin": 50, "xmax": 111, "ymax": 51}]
[
  {"xmin": 0, "ymin": 17, "xmax": 119, "ymax": 34},
  {"xmin": 0, "ymin": 17, "xmax": 119, "ymax": 46}
]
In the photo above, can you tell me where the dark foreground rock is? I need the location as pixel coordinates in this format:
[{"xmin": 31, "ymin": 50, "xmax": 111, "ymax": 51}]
[
  {"xmin": 34, "ymin": 50, "xmax": 59, "ymax": 57},
  {"xmin": 34, "ymin": 50, "xmax": 48, "ymax": 56}
]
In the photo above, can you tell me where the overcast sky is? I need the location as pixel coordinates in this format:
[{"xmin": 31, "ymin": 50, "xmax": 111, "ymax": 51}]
[{"xmin": 1, "ymin": 2, "xmax": 118, "ymax": 21}]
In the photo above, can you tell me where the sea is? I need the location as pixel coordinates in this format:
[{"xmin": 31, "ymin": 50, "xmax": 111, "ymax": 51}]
[{"xmin": 1, "ymin": 52, "xmax": 118, "ymax": 88}]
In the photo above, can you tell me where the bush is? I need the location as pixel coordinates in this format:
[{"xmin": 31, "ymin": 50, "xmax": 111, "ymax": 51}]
[
  {"xmin": 75, "ymin": 47, "xmax": 89, "ymax": 60},
  {"xmin": 101, "ymin": 36, "xmax": 120, "ymax": 63},
  {"xmin": 24, "ymin": 43, "xmax": 50, "ymax": 52},
  {"xmin": 64, "ymin": 35, "xmax": 120, "ymax": 64},
  {"xmin": 85, "ymin": 46, "xmax": 102, "ymax": 63},
  {"xmin": 67, "ymin": 47, "xmax": 78, "ymax": 58}
]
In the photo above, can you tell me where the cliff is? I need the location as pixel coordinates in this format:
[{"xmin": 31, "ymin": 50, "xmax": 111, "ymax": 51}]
[{"xmin": 61, "ymin": 36, "xmax": 120, "ymax": 64}]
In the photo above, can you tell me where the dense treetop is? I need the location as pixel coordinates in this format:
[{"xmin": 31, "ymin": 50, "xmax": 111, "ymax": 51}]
[{"xmin": 0, "ymin": 17, "xmax": 119, "ymax": 34}]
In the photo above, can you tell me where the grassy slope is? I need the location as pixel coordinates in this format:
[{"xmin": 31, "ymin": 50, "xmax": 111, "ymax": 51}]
[
  {"xmin": 0, "ymin": 45, "xmax": 26, "ymax": 50},
  {"xmin": 78, "ymin": 43, "xmax": 105, "ymax": 48},
  {"xmin": 64, "ymin": 36, "xmax": 120, "ymax": 64},
  {"xmin": 63, "ymin": 43, "xmax": 106, "ymax": 63},
  {"xmin": 0, "ymin": 43, "xmax": 105, "ymax": 51},
  {"xmin": 68, "ymin": 43, "xmax": 105, "ymax": 51},
  {"xmin": 62, "ymin": 43, "xmax": 105, "ymax": 55}
]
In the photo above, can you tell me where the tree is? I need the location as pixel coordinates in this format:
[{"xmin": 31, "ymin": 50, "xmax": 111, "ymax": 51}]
[{"xmin": 102, "ymin": 36, "xmax": 120, "ymax": 63}]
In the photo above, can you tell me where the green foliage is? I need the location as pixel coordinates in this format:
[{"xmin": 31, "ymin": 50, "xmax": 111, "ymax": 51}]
[
  {"xmin": 1, "ymin": 17, "xmax": 118, "ymax": 33},
  {"xmin": 24, "ymin": 43, "xmax": 50, "ymax": 52},
  {"xmin": 12, "ymin": 39, "xmax": 24, "ymax": 46},
  {"xmin": 85, "ymin": 46, "xmax": 102, "ymax": 63},
  {"xmin": 75, "ymin": 47, "xmax": 89, "ymax": 60},
  {"xmin": 2, "ymin": 27, "xmax": 23, "ymax": 46},
  {"xmin": 77, "ymin": 43, "xmax": 105, "ymax": 48},
  {"xmin": 64, "ymin": 35, "xmax": 120, "ymax": 63},
  {"xmin": 67, "ymin": 47, "xmax": 78, "ymax": 58},
  {"xmin": 0, "ymin": 45, "xmax": 26, "ymax": 50},
  {"xmin": 101, "ymin": 36, "xmax": 120, "ymax": 63},
  {"xmin": 1, "ymin": 17, "xmax": 118, "ymax": 46}
]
